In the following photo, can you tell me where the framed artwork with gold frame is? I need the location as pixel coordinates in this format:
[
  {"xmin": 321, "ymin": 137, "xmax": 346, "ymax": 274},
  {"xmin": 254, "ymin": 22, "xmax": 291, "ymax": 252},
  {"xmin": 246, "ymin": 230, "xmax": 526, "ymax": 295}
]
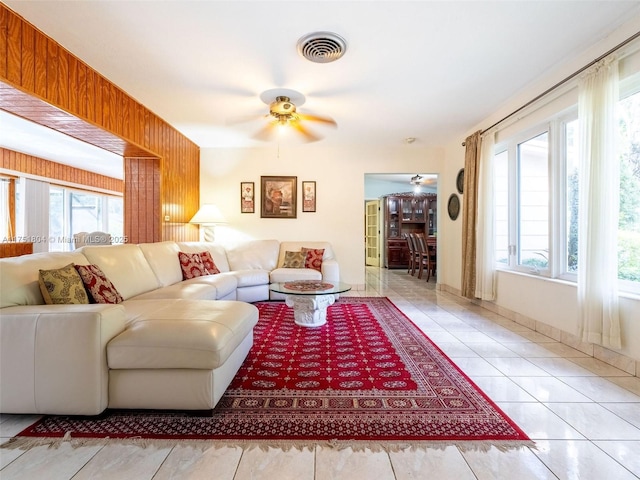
[{"xmin": 260, "ymin": 176, "xmax": 297, "ymax": 218}]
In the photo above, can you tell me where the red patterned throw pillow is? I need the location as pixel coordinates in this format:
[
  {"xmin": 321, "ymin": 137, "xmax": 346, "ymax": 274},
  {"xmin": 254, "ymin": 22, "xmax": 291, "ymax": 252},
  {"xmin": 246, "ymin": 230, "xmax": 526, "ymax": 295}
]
[
  {"xmin": 74, "ymin": 264, "xmax": 124, "ymax": 304},
  {"xmin": 178, "ymin": 252, "xmax": 209, "ymax": 279},
  {"xmin": 199, "ymin": 251, "xmax": 220, "ymax": 274},
  {"xmin": 302, "ymin": 248, "xmax": 325, "ymax": 272}
]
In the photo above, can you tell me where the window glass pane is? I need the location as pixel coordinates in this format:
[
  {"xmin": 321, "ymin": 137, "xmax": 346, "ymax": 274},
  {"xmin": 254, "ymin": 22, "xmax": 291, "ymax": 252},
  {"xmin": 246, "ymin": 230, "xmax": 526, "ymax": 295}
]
[
  {"xmin": 107, "ymin": 196, "xmax": 124, "ymax": 243},
  {"xmin": 71, "ymin": 191, "xmax": 102, "ymax": 234},
  {"xmin": 494, "ymin": 150, "xmax": 509, "ymax": 264},
  {"xmin": 49, "ymin": 186, "xmax": 64, "ymax": 252},
  {"xmin": 619, "ymin": 90, "xmax": 640, "ymax": 283},
  {"xmin": 14, "ymin": 178, "xmax": 24, "ymax": 237},
  {"xmin": 518, "ymin": 132, "xmax": 549, "ymax": 270},
  {"xmin": 566, "ymin": 119, "xmax": 579, "ymax": 273}
]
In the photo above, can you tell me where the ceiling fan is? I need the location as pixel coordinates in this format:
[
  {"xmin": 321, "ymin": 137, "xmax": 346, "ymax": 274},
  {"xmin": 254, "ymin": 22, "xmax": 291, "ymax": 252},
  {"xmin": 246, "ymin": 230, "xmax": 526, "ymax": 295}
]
[{"xmin": 249, "ymin": 91, "xmax": 337, "ymax": 143}]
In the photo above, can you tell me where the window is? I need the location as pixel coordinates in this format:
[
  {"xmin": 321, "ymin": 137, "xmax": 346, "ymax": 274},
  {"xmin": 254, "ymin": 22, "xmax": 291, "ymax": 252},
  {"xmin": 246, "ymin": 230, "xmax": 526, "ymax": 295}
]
[
  {"xmin": 495, "ymin": 150, "xmax": 509, "ymax": 265},
  {"xmin": 49, "ymin": 186, "xmax": 123, "ymax": 251},
  {"xmin": 618, "ymin": 88, "xmax": 640, "ymax": 285},
  {"xmin": 565, "ymin": 118, "xmax": 579, "ymax": 274},
  {"xmin": 494, "ymin": 128, "xmax": 550, "ymax": 273},
  {"xmin": 494, "ymin": 74, "xmax": 640, "ymax": 293},
  {"xmin": 49, "ymin": 186, "xmax": 65, "ymax": 251},
  {"xmin": 517, "ymin": 132, "xmax": 549, "ymax": 271}
]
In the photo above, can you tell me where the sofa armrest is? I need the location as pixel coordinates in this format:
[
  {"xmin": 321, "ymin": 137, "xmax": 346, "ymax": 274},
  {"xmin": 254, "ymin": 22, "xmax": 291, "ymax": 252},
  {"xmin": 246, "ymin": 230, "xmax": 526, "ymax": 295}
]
[
  {"xmin": 321, "ymin": 259, "xmax": 340, "ymax": 283},
  {"xmin": 0, "ymin": 304, "xmax": 126, "ymax": 415}
]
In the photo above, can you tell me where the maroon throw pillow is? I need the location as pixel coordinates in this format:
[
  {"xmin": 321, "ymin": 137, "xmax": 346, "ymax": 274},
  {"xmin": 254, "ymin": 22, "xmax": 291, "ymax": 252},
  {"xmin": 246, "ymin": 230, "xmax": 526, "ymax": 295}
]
[
  {"xmin": 74, "ymin": 264, "xmax": 124, "ymax": 304},
  {"xmin": 199, "ymin": 251, "xmax": 220, "ymax": 274},
  {"xmin": 178, "ymin": 252, "xmax": 209, "ymax": 279},
  {"xmin": 302, "ymin": 248, "xmax": 325, "ymax": 272}
]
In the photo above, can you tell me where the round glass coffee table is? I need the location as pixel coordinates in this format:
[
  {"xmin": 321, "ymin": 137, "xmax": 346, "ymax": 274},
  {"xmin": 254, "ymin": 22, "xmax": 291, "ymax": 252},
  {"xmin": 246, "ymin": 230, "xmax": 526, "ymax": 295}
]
[{"xmin": 269, "ymin": 280, "xmax": 352, "ymax": 327}]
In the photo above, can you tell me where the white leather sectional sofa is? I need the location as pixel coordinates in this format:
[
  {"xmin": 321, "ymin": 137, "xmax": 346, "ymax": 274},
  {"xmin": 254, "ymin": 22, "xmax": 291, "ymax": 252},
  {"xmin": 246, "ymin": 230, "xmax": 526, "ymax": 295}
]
[{"xmin": 0, "ymin": 239, "xmax": 339, "ymax": 415}]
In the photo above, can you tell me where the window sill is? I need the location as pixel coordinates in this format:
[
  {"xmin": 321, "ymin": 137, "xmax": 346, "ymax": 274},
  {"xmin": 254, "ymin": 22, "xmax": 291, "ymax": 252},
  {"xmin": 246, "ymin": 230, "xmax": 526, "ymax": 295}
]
[{"xmin": 495, "ymin": 267, "xmax": 640, "ymax": 300}]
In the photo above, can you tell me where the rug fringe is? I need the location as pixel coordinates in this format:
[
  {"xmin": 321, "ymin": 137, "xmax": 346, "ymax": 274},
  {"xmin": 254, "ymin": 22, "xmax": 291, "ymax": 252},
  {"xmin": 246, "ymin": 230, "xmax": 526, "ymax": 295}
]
[{"xmin": 1, "ymin": 435, "xmax": 536, "ymax": 453}]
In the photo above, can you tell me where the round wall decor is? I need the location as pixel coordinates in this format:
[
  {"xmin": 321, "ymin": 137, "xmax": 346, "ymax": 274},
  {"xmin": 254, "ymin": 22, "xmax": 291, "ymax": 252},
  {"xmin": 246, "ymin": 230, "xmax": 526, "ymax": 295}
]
[
  {"xmin": 456, "ymin": 168, "xmax": 464, "ymax": 194},
  {"xmin": 448, "ymin": 193, "xmax": 460, "ymax": 221}
]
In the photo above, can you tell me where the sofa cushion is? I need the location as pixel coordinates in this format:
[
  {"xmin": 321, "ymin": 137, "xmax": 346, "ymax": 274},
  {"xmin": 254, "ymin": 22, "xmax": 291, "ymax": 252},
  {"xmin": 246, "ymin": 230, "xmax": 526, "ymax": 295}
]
[
  {"xmin": 75, "ymin": 264, "xmax": 124, "ymax": 304},
  {"xmin": 81, "ymin": 245, "xmax": 160, "ymax": 300},
  {"xmin": 1, "ymin": 251, "xmax": 90, "ymax": 308},
  {"xmin": 107, "ymin": 300, "xmax": 259, "ymax": 370},
  {"xmin": 226, "ymin": 239, "xmax": 280, "ymax": 271},
  {"xmin": 199, "ymin": 251, "xmax": 220, "ymax": 274},
  {"xmin": 277, "ymin": 241, "xmax": 335, "ymax": 267},
  {"xmin": 282, "ymin": 251, "xmax": 306, "ymax": 268},
  {"xmin": 232, "ymin": 269, "xmax": 270, "ymax": 288},
  {"xmin": 177, "ymin": 242, "xmax": 230, "ymax": 272},
  {"xmin": 38, "ymin": 263, "xmax": 90, "ymax": 305},
  {"xmin": 302, "ymin": 248, "xmax": 325, "ymax": 271},
  {"xmin": 270, "ymin": 267, "xmax": 322, "ymax": 283},
  {"xmin": 182, "ymin": 272, "xmax": 237, "ymax": 300},
  {"xmin": 128, "ymin": 282, "xmax": 217, "ymax": 301},
  {"xmin": 178, "ymin": 252, "xmax": 209, "ymax": 279},
  {"xmin": 138, "ymin": 241, "xmax": 182, "ymax": 287}
]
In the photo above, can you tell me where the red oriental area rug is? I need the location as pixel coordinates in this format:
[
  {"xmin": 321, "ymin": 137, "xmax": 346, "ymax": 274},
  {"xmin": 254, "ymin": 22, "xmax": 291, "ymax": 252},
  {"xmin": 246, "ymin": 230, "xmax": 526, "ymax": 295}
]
[{"xmin": 8, "ymin": 297, "xmax": 533, "ymax": 451}]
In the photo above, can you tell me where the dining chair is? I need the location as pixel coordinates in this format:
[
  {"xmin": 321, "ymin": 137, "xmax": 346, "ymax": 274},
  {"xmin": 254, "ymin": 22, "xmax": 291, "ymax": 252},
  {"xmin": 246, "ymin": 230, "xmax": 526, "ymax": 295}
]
[
  {"xmin": 405, "ymin": 233, "xmax": 417, "ymax": 275},
  {"xmin": 425, "ymin": 242, "xmax": 437, "ymax": 282},
  {"xmin": 413, "ymin": 233, "xmax": 430, "ymax": 280}
]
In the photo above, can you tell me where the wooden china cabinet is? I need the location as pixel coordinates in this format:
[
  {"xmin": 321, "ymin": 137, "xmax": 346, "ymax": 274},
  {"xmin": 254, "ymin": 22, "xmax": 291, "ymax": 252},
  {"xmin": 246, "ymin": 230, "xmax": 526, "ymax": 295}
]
[{"xmin": 383, "ymin": 193, "xmax": 437, "ymax": 268}]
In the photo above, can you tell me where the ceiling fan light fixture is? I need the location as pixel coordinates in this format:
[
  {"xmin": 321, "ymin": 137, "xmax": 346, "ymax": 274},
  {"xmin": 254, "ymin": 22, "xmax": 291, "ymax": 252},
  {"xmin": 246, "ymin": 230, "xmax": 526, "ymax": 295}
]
[
  {"xmin": 410, "ymin": 174, "xmax": 423, "ymax": 185},
  {"xmin": 297, "ymin": 32, "xmax": 347, "ymax": 63}
]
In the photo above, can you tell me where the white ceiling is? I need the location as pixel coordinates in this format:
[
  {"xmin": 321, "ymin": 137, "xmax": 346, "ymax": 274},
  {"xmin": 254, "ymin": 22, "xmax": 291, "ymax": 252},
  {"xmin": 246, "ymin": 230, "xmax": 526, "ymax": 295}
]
[
  {"xmin": 0, "ymin": 110, "xmax": 124, "ymax": 179},
  {"xmin": 2, "ymin": 1, "xmax": 640, "ymax": 178}
]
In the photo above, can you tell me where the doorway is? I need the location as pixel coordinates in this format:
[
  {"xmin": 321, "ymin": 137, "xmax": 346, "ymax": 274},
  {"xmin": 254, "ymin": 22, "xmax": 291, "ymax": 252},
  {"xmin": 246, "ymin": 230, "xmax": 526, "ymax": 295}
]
[{"xmin": 364, "ymin": 173, "xmax": 438, "ymax": 269}]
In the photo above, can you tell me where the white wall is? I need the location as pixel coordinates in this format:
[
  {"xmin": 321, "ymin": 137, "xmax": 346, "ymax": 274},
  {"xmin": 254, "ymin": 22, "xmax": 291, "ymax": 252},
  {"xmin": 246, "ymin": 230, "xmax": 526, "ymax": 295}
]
[{"xmin": 199, "ymin": 144, "xmax": 444, "ymax": 288}]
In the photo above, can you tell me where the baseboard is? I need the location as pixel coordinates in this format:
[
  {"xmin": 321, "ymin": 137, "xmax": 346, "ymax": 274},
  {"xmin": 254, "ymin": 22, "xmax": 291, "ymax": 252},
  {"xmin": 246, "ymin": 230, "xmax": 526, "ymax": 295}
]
[{"xmin": 438, "ymin": 284, "xmax": 638, "ymax": 377}]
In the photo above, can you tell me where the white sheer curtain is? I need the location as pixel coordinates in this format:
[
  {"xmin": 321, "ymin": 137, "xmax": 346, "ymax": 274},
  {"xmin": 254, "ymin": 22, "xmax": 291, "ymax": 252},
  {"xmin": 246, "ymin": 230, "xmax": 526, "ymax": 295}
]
[
  {"xmin": 475, "ymin": 131, "xmax": 497, "ymax": 300},
  {"xmin": 23, "ymin": 178, "xmax": 50, "ymax": 253},
  {"xmin": 0, "ymin": 179, "xmax": 11, "ymax": 240},
  {"xmin": 577, "ymin": 55, "xmax": 621, "ymax": 349}
]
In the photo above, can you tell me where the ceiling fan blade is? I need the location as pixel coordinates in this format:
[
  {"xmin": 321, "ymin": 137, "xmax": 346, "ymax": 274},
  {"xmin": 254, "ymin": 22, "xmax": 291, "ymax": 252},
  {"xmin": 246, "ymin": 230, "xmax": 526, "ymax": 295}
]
[
  {"xmin": 252, "ymin": 122, "xmax": 277, "ymax": 141},
  {"xmin": 291, "ymin": 121, "xmax": 321, "ymax": 142},
  {"xmin": 226, "ymin": 113, "xmax": 269, "ymax": 126},
  {"xmin": 297, "ymin": 112, "xmax": 337, "ymax": 127}
]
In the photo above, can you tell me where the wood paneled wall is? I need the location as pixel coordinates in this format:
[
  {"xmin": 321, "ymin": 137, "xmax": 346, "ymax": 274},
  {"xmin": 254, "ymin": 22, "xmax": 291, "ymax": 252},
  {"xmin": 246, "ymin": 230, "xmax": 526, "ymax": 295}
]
[
  {"xmin": 1, "ymin": 147, "xmax": 123, "ymax": 193},
  {"xmin": 0, "ymin": 242, "xmax": 32, "ymax": 258},
  {"xmin": 0, "ymin": 4, "xmax": 200, "ymax": 244},
  {"xmin": 124, "ymin": 158, "xmax": 160, "ymax": 244}
]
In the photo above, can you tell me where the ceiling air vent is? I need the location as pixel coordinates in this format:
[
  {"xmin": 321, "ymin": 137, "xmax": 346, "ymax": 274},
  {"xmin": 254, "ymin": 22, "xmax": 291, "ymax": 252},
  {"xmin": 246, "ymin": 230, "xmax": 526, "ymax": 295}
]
[{"xmin": 297, "ymin": 32, "xmax": 347, "ymax": 63}]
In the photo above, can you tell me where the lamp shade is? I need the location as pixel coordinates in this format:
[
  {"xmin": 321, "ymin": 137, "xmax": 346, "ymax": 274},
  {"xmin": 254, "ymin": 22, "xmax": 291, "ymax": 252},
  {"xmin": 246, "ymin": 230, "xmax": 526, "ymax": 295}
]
[{"xmin": 189, "ymin": 204, "xmax": 227, "ymax": 224}]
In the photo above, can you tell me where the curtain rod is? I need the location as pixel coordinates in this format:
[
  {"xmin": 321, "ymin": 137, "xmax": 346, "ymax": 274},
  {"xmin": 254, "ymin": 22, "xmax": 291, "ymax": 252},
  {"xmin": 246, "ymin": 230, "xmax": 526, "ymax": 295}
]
[{"xmin": 462, "ymin": 29, "xmax": 640, "ymax": 146}]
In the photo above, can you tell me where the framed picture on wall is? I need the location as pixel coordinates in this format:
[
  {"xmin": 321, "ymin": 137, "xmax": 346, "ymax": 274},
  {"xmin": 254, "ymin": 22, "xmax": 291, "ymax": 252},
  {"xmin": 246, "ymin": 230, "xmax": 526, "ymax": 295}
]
[
  {"xmin": 302, "ymin": 181, "xmax": 316, "ymax": 212},
  {"xmin": 260, "ymin": 176, "xmax": 297, "ymax": 218},
  {"xmin": 241, "ymin": 182, "xmax": 255, "ymax": 213}
]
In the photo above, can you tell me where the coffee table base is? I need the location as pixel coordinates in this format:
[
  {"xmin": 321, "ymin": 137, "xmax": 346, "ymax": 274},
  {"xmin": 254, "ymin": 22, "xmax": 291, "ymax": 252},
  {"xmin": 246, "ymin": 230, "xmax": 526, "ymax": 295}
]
[{"xmin": 285, "ymin": 294, "xmax": 336, "ymax": 327}]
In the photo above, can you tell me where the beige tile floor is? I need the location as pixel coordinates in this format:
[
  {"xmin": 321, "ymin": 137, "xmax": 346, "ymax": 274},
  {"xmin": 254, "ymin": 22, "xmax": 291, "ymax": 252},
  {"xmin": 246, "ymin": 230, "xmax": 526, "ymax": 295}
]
[{"xmin": 2, "ymin": 267, "xmax": 640, "ymax": 479}]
